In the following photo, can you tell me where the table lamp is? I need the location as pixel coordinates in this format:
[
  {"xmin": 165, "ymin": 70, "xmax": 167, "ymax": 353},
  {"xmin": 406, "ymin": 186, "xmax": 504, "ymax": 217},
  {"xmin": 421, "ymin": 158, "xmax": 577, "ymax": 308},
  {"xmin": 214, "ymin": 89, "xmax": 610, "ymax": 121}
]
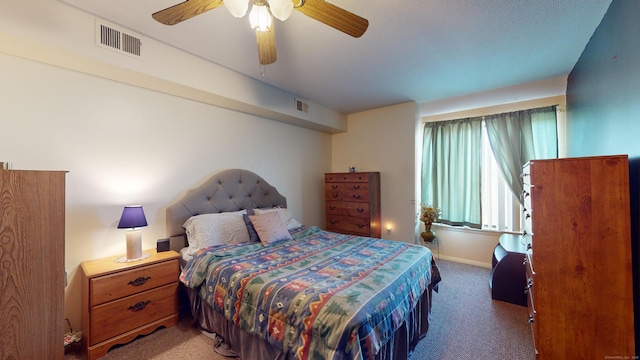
[{"xmin": 116, "ymin": 205, "xmax": 149, "ymax": 262}]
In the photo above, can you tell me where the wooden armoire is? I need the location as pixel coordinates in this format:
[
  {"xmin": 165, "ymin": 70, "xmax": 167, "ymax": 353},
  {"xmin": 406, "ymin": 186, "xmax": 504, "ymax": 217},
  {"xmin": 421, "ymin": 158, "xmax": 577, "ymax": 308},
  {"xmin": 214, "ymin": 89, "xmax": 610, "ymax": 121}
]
[
  {"xmin": 522, "ymin": 155, "xmax": 635, "ymax": 359},
  {"xmin": 0, "ymin": 170, "xmax": 66, "ymax": 359}
]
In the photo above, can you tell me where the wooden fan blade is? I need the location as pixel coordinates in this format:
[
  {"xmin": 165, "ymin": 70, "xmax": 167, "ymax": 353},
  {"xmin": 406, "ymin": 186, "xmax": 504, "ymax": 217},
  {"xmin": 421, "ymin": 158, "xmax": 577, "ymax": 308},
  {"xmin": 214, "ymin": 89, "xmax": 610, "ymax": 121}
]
[
  {"xmin": 295, "ymin": 0, "xmax": 368, "ymax": 38},
  {"xmin": 152, "ymin": 0, "xmax": 224, "ymax": 25},
  {"xmin": 255, "ymin": 25, "xmax": 277, "ymax": 65}
]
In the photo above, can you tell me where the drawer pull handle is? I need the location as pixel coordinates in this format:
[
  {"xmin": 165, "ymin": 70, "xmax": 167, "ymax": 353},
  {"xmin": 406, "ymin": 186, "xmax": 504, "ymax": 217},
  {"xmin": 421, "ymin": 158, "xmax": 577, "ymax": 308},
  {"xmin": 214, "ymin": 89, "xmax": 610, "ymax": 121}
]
[
  {"xmin": 128, "ymin": 276, "xmax": 151, "ymax": 286},
  {"xmin": 128, "ymin": 300, "xmax": 151, "ymax": 312},
  {"xmin": 330, "ymin": 220, "xmax": 337, "ymax": 225},
  {"xmin": 528, "ymin": 314, "xmax": 535, "ymax": 324},
  {"xmin": 357, "ymin": 224, "xmax": 364, "ymax": 228},
  {"xmin": 525, "ymin": 279, "xmax": 533, "ymax": 294},
  {"xmin": 525, "ymin": 213, "xmax": 531, "ymax": 220},
  {"xmin": 352, "ymin": 195, "xmax": 361, "ymax": 199},
  {"xmin": 331, "ymin": 185, "xmax": 338, "ymax": 189},
  {"xmin": 332, "ymin": 193, "xmax": 339, "ymax": 198},
  {"xmin": 329, "ymin": 206, "xmax": 336, "ymax": 210},
  {"xmin": 357, "ymin": 208, "xmax": 364, "ymax": 213},
  {"xmin": 353, "ymin": 185, "xmax": 361, "ymax": 189}
]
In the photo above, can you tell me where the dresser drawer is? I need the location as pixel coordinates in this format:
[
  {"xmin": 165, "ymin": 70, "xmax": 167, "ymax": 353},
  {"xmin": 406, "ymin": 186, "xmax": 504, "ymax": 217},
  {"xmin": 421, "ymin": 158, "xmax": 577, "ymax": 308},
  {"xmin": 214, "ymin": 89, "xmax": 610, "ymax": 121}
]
[
  {"xmin": 91, "ymin": 283, "xmax": 178, "ymax": 344},
  {"xmin": 326, "ymin": 201, "xmax": 370, "ymax": 218},
  {"xmin": 526, "ymin": 290, "xmax": 537, "ymax": 353},
  {"xmin": 326, "ymin": 215, "xmax": 371, "ymax": 235},
  {"xmin": 525, "ymin": 259, "xmax": 535, "ymax": 310},
  {"xmin": 325, "ymin": 173, "xmax": 371, "ymax": 183},
  {"xmin": 527, "ymin": 290, "xmax": 538, "ymax": 355},
  {"xmin": 326, "ymin": 182, "xmax": 371, "ymax": 196},
  {"xmin": 325, "ymin": 184, "xmax": 371, "ymax": 202},
  {"xmin": 90, "ymin": 260, "xmax": 179, "ymax": 306}
]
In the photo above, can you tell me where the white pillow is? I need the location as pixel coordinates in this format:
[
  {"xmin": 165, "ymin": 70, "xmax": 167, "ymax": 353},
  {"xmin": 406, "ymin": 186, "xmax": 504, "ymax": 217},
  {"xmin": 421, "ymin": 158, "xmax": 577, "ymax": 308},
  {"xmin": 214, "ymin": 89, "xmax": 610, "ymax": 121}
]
[
  {"xmin": 182, "ymin": 210, "xmax": 249, "ymax": 258},
  {"xmin": 253, "ymin": 207, "xmax": 302, "ymax": 230},
  {"xmin": 249, "ymin": 212, "xmax": 292, "ymax": 246}
]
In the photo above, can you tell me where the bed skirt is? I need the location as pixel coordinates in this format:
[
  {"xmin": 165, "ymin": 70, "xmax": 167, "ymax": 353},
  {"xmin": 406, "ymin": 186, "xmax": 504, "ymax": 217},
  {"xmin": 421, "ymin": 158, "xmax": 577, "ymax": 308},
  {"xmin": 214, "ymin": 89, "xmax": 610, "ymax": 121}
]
[{"xmin": 185, "ymin": 284, "xmax": 433, "ymax": 360}]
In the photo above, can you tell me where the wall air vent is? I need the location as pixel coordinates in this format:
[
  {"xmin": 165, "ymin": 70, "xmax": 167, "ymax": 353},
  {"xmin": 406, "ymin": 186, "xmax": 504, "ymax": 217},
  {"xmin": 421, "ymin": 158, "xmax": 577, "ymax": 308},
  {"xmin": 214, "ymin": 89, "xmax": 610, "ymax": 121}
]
[
  {"xmin": 295, "ymin": 98, "xmax": 309, "ymax": 113},
  {"xmin": 95, "ymin": 20, "xmax": 143, "ymax": 59}
]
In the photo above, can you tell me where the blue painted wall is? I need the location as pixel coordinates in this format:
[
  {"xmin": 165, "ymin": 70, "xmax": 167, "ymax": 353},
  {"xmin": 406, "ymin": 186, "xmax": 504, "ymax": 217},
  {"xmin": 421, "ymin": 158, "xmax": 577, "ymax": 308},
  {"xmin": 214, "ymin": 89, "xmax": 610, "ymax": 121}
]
[
  {"xmin": 566, "ymin": 0, "xmax": 639, "ymax": 352},
  {"xmin": 567, "ymin": 0, "xmax": 640, "ymax": 158}
]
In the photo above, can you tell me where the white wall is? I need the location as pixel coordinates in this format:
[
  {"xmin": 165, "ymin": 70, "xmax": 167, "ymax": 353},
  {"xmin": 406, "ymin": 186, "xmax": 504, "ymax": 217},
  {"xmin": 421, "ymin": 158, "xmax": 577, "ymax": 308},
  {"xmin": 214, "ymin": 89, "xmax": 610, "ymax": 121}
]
[
  {"xmin": 0, "ymin": 1, "xmax": 333, "ymax": 330},
  {"xmin": 0, "ymin": 0, "xmax": 346, "ymax": 133},
  {"xmin": 332, "ymin": 102, "xmax": 419, "ymax": 245},
  {"xmin": 0, "ymin": 51, "xmax": 332, "ymax": 334}
]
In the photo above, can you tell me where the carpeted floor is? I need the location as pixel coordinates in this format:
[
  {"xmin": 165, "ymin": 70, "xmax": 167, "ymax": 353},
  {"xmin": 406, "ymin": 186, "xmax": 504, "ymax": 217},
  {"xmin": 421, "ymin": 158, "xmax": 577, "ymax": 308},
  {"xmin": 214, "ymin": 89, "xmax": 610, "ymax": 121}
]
[
  {"xmin": 411, "ymin": 260, "xmax": 534, "ymax": 360},
  {"xmin": 65, "ymin": 259, "xmax": 534, "ymax": 360}
]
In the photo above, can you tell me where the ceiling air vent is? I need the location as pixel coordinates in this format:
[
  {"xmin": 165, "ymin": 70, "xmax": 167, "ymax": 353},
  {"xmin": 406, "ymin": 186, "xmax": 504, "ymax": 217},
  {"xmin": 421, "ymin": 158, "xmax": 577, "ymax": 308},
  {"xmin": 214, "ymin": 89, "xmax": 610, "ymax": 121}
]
[
  {"xmin": 295, "ymin": 98, "xmax": 309, "ymax": 113},
  {"xmin": 95, "ymin": 20, "xmax": 143, "ymax": 59}
]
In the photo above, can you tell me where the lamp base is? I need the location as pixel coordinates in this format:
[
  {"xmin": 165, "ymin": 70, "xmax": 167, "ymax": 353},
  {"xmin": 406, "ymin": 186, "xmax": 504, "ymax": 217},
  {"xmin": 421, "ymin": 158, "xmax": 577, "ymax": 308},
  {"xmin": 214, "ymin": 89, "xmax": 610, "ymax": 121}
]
[
  {"xmin": 114, "ymin": 229, "xmax": 150, "ymax": 263},
  {"xmin": 115, "ymin": 253, "xmax": 150, "ymax": 263}
]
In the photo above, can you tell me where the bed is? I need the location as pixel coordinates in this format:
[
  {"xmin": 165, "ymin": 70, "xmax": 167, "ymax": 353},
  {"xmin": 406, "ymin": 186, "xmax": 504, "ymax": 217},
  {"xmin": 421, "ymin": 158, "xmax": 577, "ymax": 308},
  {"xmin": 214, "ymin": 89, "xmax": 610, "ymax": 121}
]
[{"xmin": 166, "ymin": 169, "xmax": 440, "ymax": 360}]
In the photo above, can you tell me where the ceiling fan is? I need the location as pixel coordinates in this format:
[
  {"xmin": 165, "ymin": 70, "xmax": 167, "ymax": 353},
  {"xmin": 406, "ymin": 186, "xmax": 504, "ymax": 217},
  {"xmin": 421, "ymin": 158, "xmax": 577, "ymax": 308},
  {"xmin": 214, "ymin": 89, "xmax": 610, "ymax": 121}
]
[{"xmin": 152, "ymin": 0, "xmax": 368, "ymax": 65}]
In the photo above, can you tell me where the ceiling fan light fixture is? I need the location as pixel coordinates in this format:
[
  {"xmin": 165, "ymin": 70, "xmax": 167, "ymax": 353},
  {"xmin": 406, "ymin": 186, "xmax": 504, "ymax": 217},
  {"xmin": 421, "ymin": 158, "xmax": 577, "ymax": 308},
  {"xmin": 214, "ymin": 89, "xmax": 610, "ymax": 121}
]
[
  {"xmin": 224, "ymin": 0, "xmax": 250, "ymax": 18},
  {"xmin": 268, "ymin": 0, "xmax": 293, "ymax": 21},
  {"xmin": 249, "ymin": 4, "xmax": 272, "ymax": 31}
]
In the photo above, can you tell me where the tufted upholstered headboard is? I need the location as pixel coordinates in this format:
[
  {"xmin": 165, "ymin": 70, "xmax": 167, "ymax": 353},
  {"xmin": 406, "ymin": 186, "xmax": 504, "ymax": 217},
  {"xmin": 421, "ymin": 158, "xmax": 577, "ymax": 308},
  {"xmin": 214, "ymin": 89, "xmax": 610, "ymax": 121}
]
[{"xmin": 166, "ymin": 169, "xmax": 287, "ymax": 240}]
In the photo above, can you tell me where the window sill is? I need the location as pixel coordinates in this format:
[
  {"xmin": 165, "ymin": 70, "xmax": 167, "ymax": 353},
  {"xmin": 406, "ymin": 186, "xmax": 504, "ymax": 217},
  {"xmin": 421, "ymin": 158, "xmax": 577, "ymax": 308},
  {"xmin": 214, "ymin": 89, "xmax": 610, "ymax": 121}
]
[{"xmin": 432, "ymin": 223, "xmax": 521, "ymax": 236}]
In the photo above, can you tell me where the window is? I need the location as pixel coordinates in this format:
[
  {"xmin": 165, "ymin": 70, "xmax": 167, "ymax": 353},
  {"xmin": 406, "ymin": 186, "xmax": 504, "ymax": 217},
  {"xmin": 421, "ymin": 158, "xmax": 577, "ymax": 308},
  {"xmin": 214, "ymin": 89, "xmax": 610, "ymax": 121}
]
[
  {"xmin": 421, "ymin": 106, "xmax": 557, "ymax": 232},
  {"xmin": 481, "ymin": 121, "xmax": 522, "ymax": 232}
]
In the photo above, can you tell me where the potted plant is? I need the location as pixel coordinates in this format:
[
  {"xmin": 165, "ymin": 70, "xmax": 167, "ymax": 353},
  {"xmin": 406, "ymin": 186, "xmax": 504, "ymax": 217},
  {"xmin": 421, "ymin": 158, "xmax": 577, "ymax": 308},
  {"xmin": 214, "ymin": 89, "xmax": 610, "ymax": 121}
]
[{"xmin": 419, "ymin": 203, "xmax": 440, "ymax": 242}]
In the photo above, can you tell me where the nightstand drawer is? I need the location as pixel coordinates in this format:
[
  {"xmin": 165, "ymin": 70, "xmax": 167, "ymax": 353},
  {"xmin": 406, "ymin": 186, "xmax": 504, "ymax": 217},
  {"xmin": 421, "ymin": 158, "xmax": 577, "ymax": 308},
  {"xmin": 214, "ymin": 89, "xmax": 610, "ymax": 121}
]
[
  {"xmin": 91, "ymin": 260, "xmax": 178, "ymax": 306},
  {"xmin": 91, "ymin": 283, "xmax": 178, "ymax": 344}
]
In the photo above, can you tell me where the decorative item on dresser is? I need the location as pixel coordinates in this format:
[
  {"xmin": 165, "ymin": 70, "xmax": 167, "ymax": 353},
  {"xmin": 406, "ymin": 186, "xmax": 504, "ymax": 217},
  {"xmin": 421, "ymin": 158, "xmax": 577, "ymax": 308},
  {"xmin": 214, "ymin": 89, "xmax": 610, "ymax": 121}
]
[
  {"xmin": 325, "ymin": 172, "xmax": 381, "ymax": 237},
  {"xmin": 522, "ymin": 155, "xmax": 635, "ymax": 359},
  {"xmin": 0, "ymin": 170, "xmax": 67, "ymax": 360},
  {"xmin": 80, "ymin": 249, "xmax": 180, "ymax": 360}
]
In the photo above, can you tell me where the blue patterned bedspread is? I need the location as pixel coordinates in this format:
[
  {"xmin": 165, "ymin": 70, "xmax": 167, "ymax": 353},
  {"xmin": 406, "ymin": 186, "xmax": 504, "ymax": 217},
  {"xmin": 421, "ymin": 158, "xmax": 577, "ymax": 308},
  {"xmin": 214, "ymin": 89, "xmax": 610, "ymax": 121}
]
[{"xmin": 180, "ymin": 226, "xmax": 437, "ymax": 360}]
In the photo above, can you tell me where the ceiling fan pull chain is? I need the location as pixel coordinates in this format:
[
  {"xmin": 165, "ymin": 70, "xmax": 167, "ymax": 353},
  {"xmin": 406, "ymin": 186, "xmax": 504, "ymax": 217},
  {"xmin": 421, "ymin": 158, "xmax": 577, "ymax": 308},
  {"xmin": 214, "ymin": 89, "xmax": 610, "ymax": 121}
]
[{"xmin": 260, "ymin": 65, "xmax": 267, "ymax": 77}]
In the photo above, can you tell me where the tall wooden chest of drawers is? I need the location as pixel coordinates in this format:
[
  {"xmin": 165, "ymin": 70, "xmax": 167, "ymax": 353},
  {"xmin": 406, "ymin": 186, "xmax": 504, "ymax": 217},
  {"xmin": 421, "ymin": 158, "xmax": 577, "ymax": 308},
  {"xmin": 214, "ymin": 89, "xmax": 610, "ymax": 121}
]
[
  {"xmin": 522, "ymin": 155, "xmax": 635, "ymax": 359},
  {"xmin": 0, "ymin": 170, "xmax": 66, "ymax": 360},
  {"xmin": 81, "ymin": 250, "xmax": 180, "ymax": 360},
  {"xmin": 325, "ymin": 172, "xmax": 381, "ymax": 238}
]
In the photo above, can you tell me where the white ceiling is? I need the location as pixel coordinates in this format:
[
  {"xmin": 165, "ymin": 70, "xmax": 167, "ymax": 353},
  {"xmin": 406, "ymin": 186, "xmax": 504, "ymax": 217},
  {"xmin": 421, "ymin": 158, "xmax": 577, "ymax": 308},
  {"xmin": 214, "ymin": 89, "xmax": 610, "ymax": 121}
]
[{"xmin": 60, "ymin": 0, "xmax": 612, "ymax": 114}]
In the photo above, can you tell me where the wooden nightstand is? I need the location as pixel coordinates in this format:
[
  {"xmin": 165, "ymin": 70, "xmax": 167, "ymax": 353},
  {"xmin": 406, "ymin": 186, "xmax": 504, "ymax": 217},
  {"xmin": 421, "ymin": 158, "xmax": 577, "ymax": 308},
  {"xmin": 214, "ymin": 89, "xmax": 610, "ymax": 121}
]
[{"xmin": 80, "ymin": 249, "xmax": 180, "ymax": 360}]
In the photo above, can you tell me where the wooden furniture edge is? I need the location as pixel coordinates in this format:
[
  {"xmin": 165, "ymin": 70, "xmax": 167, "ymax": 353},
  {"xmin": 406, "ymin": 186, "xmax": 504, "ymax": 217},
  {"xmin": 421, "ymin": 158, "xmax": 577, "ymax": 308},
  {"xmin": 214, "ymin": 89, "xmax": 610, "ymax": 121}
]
[
  {"xmin": 81, "ymin": 249, "xmax": 180, "ymax": 278},
  {"xmin": 86, "ymin": 314, "xmax": 179, "ymax": 360}
]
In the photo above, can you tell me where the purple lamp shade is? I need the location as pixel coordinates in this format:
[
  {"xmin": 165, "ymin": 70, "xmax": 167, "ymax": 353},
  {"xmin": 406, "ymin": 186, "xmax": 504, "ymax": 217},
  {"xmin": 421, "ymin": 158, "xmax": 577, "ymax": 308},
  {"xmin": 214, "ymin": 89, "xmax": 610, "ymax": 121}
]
[{"xmin": 117, "ymin": 205, "xmax": 148, "ymax": 229}]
